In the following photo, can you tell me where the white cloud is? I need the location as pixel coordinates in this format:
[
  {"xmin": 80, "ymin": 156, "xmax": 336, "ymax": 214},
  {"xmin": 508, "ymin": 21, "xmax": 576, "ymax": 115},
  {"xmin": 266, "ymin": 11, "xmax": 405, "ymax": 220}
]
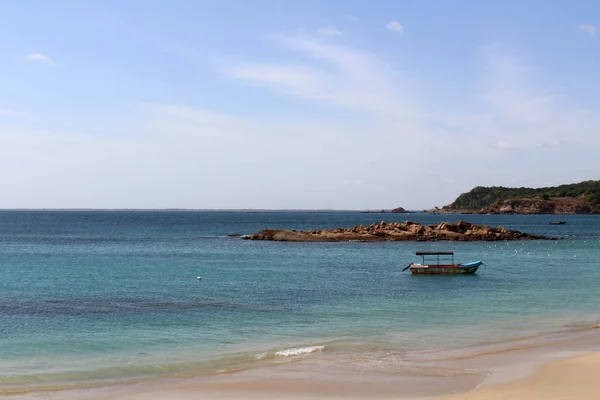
[
  {"xmin": 385, "ymin": 21, "xmax": 404, "ymax": 34},
  {"xmin": 490, "ymin": 140, "xmax": 517, "ymax": 150},
  {"xmin": 226, "ymin": 63, "xmax": 322, "ymax": 89},
  {"xmin": 317, "ymin": 27, "xmax": 343, "ymax": 37},
  {"xmin": 145, "ymin": 104, "xmax": 256, "ymax": 130},
  {"xmin": 223, "ymin": 34, "xmax": 416, "ymax": 119},
  {"xmin": 578, "ymin": 24, "xmax": 597, "ymax": 37},
  {"xmin": 543, "ymin": 139, "xmax": 569, "ymax": 149},
  {"xmin": 25, "ymin": 53, "xmax": 55, "ymax": 66}
]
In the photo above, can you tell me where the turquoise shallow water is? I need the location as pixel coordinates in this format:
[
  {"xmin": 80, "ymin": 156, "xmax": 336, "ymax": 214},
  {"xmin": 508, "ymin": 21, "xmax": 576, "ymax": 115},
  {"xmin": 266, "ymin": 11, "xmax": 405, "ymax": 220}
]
[{"xmin": 1, "ymin": 211, "xmax": 599, "ymax": 391}]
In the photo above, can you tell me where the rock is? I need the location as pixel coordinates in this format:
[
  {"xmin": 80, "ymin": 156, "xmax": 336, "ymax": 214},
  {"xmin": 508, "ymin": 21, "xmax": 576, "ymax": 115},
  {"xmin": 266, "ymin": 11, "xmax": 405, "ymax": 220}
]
[
  {"xmin": 245, "ymin": 221, "xmax": 552, "ymax": 242},
  {"xmin": 456, "ymin": 221, "xmax": 473, "ymax": 232},
  {"xmin": 391, "ymin": 207, "xmax": 408, "ymax": 213},
  {"xmin": 438, "ymin": 222, "xmax": 458, "ymax": 232}
]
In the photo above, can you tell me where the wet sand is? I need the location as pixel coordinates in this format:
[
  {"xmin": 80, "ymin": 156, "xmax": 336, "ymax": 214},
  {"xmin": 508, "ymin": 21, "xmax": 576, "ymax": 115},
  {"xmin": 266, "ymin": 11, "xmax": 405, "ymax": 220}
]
[{"xmin": 17, "ymin": 327, "xmax": 600, "ymax": 400}]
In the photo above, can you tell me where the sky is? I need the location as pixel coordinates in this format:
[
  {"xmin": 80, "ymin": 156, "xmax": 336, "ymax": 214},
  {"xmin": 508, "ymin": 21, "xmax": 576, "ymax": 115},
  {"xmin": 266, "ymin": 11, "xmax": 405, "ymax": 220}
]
[{"xmin": 0, "ymin": 0, "xmax": 599, "ymax": 210}]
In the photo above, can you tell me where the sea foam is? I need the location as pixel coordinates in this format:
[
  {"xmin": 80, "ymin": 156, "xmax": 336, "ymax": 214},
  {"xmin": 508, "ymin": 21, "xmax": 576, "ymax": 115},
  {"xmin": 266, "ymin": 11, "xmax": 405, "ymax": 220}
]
[{"xmin": 275, "ymin": 345, "xmax": 325, "ymax": 357}]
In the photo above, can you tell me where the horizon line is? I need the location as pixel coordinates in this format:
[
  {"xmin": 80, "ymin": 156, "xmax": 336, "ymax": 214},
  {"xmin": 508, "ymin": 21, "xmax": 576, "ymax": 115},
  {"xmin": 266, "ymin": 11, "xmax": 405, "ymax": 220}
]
[{"xmin": 0, "ymin": 208, "xmax": 428, "ymax": 212}]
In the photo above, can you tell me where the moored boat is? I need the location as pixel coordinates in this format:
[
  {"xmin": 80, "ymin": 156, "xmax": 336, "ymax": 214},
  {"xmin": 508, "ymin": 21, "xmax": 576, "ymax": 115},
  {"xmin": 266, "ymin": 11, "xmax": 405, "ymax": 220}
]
[
  {"xmin": 548, "ymin": 221, "xmax": 566, "ymax": 225},
  {"xmin": 402, "ymin": 251, "xmax": 482, "ymax": 275}
]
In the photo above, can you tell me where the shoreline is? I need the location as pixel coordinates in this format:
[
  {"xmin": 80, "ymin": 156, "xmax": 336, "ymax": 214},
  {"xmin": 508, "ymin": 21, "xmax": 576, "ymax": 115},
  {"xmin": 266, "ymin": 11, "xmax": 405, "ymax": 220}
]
[
  {"xmin": 439, "ymin": 350, "xmax": 600, "ymax": 400},
  {"xmin": 15, "ymin": 325, "xmax": 600, "ymax": 400}
]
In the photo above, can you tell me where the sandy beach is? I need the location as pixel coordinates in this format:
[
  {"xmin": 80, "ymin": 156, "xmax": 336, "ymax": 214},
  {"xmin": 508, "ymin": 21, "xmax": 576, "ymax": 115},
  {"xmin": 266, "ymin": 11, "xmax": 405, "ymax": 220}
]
[
  {"xmin": 440, "ymin": 350, "xmax": 600, "ymax": 400},
  {"xmin": 60, "ymin": 351, "xmax": 600, "ymax": 400},
  {"xmin": 103, "ymin": 351, "xmax": 600, "ymax": 400},
  {"xmin": 22, "ymin": 329, "xmax": 600, "ymax": 400}
]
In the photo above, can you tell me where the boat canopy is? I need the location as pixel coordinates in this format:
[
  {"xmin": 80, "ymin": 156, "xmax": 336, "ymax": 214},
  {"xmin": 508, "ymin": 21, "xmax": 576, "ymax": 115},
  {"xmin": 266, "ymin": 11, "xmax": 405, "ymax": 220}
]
[{"xmin": 415, "ymin": 251, "xmax": 454, "ymax": 265}]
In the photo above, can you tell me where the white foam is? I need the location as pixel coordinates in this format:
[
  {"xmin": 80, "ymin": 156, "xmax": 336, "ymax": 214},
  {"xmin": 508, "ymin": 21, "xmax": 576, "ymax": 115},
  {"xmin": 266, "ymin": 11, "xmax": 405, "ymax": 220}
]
[
  {"xmin": 255, "ymin": 352, "xmax": 268, "ymax": 360},
  {"xmin": 275, "ymin": 345, "xmax": 325, "ymax": 357}
]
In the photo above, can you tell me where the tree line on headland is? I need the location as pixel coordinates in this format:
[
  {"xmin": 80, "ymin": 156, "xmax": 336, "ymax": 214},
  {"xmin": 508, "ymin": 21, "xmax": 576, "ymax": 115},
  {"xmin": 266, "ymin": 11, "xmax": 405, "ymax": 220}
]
[{"xmin": 439, "ymin": 180, "xmax": 600, "ymax": 214}]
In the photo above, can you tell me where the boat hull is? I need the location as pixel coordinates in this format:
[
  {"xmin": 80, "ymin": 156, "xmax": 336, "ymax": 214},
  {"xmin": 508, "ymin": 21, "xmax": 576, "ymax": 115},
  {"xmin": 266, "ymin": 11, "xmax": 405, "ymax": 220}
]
[{"xmin": 409, "ymin": 260, "xmax": 482, "ymax": 275}]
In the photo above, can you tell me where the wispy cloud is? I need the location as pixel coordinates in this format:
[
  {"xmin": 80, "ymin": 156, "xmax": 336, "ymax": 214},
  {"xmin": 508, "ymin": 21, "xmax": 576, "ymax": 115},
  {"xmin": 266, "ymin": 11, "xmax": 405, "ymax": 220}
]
[
  {"xmin": 25, "ymin": 53, "xmax": 55, "ymax": 66},
  {"xmin": 225, "ymin": 63, "xmax": 323, "ymax": 92},
  {"xmin": 223, "ymin": 34, "xmax": 416, "ymax": 119},
  {"xmin": 0, "ymin": 109, "xmax": 14, "ymax": 116},
  {"xmin": 490, "ymin": 140, "xmax": 517, "ymax": 150},
  {"xmin": 145, "ymin": 103, "xmax": 258, "ymax": 132},
  {"xmin": 222, "ymin": 33, "xmax": 600, "ymax": 161},
  {"xmin": 317, "ymin": 27, "xmax": 343, "ymax": 37},
  {"xmin": 434, "ymin": 46, "xmax": 600, "ymax": 158},
  {"xmin": 385, "ymin": 21, "xmax": 404, "ymax": 34},
  {"xmin": 7, "ymin": 33, "xmax": 591, "ymax": 209},
  {"xmin": 578, "ymin": 24, "xmax": 597, "ymax": 37},
  {"xmin": 138, "ymin": 103, "xmax": 458, "ymax": 208},
  {"xmin": 543, "ymin": 139, "xmax": 570, "ymax": 149}
]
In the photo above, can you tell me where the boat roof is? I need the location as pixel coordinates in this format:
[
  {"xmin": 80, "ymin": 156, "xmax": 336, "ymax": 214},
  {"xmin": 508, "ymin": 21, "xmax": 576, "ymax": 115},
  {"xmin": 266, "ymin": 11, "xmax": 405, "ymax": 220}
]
[{"xmin": 415, "ymin": 251, "xmax": 454, "ymax": 255}]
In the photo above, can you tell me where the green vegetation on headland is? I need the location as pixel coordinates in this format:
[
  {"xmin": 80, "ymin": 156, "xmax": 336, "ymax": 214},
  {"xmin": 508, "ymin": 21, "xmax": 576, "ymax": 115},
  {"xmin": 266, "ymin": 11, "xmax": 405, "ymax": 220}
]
[{"xmin": 440, "ymin": 180, "xmax": 600, "ymax": 214}]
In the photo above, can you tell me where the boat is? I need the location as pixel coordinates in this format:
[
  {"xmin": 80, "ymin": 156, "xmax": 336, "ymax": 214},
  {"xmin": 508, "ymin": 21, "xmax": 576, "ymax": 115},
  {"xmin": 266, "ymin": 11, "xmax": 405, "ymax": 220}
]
[
  {"xmin": 548, "ymin": 221, "xmax": 566, "ymax": 225},
  {"xmin": 402, "ymin": 251, "xmax": 482, "ymax": 275}
]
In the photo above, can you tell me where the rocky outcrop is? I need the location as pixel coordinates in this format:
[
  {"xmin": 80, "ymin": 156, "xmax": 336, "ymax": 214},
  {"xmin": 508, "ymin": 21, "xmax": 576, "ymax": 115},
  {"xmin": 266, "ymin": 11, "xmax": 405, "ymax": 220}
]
[
  {"xmin": 246, "ymin": 220, "xmax": 550, "ymax": 242},
  {"xmin": 480, "ymin": 197, "xmax": 600, "ymax": 214},
  {"xmin": 391, "ymin": 207, "xmax": 408, "ymax": 213}
]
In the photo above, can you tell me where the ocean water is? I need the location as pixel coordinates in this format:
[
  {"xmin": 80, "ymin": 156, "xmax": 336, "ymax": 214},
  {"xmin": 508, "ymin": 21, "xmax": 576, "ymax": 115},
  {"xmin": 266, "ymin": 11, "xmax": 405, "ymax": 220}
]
[{"xmin": 1, "ymin": 210, "xmax": 599, "ymax": 393}]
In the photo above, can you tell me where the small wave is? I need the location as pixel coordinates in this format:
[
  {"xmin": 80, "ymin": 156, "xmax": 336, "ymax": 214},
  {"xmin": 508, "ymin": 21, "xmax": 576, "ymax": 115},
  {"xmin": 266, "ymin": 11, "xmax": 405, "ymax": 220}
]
[
  {"xmin": 275, "ymin": 345, "xmax": 325, "ymax": 357},
  {"xmin": 561, "ymin": 320, "xmax": 600, "ymax": 331}
]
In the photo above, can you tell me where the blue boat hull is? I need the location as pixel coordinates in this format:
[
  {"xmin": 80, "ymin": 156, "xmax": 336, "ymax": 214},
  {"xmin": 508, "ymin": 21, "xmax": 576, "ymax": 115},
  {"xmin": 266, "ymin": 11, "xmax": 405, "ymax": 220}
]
[
  {"xmin": 459, "ymin": 260, "xmax": 482, "ymax": 274},
  {"xmin": 410, "ymin": 260, "xmax": 482, "ymax": 275}
]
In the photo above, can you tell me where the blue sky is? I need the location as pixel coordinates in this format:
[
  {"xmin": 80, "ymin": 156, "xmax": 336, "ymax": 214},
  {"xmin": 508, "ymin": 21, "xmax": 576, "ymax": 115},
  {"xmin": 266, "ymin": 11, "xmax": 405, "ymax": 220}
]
[{"xmin": 0, "ymin": 1, "xmax": 598, "ymax": 209}]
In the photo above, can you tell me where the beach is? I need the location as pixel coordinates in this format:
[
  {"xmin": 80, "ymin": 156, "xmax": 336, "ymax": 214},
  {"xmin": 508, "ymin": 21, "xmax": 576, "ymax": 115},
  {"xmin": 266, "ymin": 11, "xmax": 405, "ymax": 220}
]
[
  {"xmin": 441, "ymin": 351, "xmax": 600, "ymax": 400},
  {"xmin": 2, "ymin": 211, "xmax": 599, "ymax": 400},
  {"xmin": 21, "ymin": 325, "xmax": 600, "ymax": 400},
  {"xmin": 23, "ymin": 350, "xmax": 600, "ymax": 400}
]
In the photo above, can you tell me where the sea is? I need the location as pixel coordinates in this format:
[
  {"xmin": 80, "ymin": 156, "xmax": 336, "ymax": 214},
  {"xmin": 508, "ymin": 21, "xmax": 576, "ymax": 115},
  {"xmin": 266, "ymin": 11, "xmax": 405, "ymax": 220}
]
[{"xmin": 1, "ymin": 210, "xmax": 599, "ymax": 396}]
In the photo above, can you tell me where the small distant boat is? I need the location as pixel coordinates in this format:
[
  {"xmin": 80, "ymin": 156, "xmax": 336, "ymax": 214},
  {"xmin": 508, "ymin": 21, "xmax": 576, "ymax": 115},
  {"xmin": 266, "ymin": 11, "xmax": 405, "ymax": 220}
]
[
  {"xmin": 548, "ymin": 221, "xmax": 566, "ymax": 225},
  {"xmin": 402, "ymin": 251, "xmax": 482, "ymax": 275}
]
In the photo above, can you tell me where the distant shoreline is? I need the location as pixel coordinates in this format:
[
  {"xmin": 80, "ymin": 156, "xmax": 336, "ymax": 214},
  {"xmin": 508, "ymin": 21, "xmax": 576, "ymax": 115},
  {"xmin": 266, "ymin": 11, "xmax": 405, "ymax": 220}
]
[
  {"xmin": 1, "ymin": 208, "xmax": 597, "ymax": 215},
  {"xmin": 0, "ymin": 208, "xmax": 423, "ymax": 212}
]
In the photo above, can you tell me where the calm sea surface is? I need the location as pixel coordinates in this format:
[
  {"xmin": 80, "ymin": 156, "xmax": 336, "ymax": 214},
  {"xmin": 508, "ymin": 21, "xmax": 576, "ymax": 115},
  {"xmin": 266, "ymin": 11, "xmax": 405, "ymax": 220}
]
[{"xmin": 1, "ymin": 211, "xmax": 599, "ymax": 391}]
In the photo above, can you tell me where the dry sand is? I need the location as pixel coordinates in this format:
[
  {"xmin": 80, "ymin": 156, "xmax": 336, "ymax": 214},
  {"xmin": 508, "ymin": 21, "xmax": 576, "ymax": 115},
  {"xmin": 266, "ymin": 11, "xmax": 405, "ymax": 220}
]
[{"xmin": 439, "ymin": 350, "xmax": 600, "ymax": 400}]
